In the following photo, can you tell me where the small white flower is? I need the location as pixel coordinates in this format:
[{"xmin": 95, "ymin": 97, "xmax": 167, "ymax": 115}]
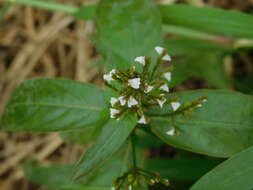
[
  {"xmin": 118, "ymin": 96, "xmax": 126, "ymax": 106},
  {"xmin": 138, "ymin": 115, "xmax": 147, "ymax": 124},
  {"xmin": 134, "ymin": 56, "xmax": 146, "ymax": 66},
  {"xmin": 155, "ymin": 46, "xmax": 164, "ymax": 55},
  {"xmin": 128, "ymin": 78, "xmax": 141, "ymax": 89},
  {"xmin": 166, "ymin": 128, "xmax": 176, "ymax": 136},
  {"xmin": 128, "ymin": 96, "xmax": 138, "ymax": 108},
  {"xmin": 103, "ymin": 73, "xmax": 113, "ymax": 83},
  {"xmin": 103, "ymin": 69, "xmax": 116, "ymax": 83},
  {"xmin": 203, "ymin": 98, "xmax": 207, "ymax": 103},
  {"xmin": 110, "ymin": 97, "xmax": 118, "ymax": 106},
  {"xmin": 157, "ymin": 98, "xmax": 166, "ymax": 108},
  {"xmin": 197, "ymin": 104, "xmax": 202, "ymax": 107},
  {"xmin": 163, "ymin": 72, "xmax": 171, "ymax": 82},
  {"xmin": 111, "ymin": 187, "xmax": 115, "ymax": 190},
  {"xmin": 110, "ymin": 108, "xmax": 120, "ymax": 118},
  {"xmin": 171, "ymin": 102, "xmax": 181, "ymax": 111},
  {"xmin": 160, "ymin": 84, "xmax": 169, "ymax": 92},
  {"xmin": 129, "ymin": 185, "xmax": 132, "ymax": 190},
  {"xmin": 162, "ymin": 54, "xmax": 172, "ymax": 61},
  {"xmin": 144, "ymin": 85, "xmax": 154, "ymax": 93}
]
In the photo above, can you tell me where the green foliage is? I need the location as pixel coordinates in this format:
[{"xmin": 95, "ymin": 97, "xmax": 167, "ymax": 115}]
[
  {"xmin": 150, "ymin": 90, "xmax": 253, "ymax": 157},
  {"xmin": 73, "ymin": 114, "xmax": 137, "ymax": 179},
  {"xmin": 146, "ymin": 158, "xmax": 221, "ymax": 181},
  {"xmin": 95, "ymin": 0, "xmax": 162, "ymax": 70},
  {"xmin": 191, "ymin": 146, "xmax": 253, "ymax": 190},
  {"xmin": 1, "ymin": 79, "xmax": 107, "ymax": 132},
  {"xmin": 160, "ymin": 4, "xmax": 253, "ymax": 39}
]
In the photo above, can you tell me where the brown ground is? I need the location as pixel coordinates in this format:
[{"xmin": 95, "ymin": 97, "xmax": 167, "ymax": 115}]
[{"xmin": 0, "ymin": 0, "xmax": 253, "ymax": 189}]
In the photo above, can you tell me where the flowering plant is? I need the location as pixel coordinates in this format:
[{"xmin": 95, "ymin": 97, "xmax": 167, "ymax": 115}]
[{"xmin": 2, "ymin": 0, "xmax": 253, "ymax": 189}]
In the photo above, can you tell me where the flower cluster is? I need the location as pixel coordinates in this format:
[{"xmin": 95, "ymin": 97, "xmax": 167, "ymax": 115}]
[
  {"xmin": 111, "ymin": 167, "xmax": 169, "ymax": 190},
  {"xmin": 103, "ymin": 47, "xmax": 177, "ymax": 123},
  {"xmin": 103, "ymin": 46, "xmax": 207, "ymax": 134}
]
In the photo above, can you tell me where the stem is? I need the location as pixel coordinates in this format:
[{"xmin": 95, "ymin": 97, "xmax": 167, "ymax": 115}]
[{"xmin": 9, "ymin": 0, "xmax": 78, "ymax": 14}]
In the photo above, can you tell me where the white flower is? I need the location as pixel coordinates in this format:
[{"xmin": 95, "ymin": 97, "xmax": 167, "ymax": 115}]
[
  {"xmin": 103, "ymin": 69, "xmax": 116, "ymax": 83},
  {"xmin": 128, "ymin": 78, "xmax": 141, "ymax": 89},
  {"xmin": 160, "ymin": 84, "xmax": 169, "ymax": 92},
  {"xmin": 110, "ymin": 108, "xmax": 120, "ymax": 118},
  {"xmin": 118, "ymin": 96, "xmax": 126, "ymax": 106},
  {"xmin": 197, "ymin": 104, "xmax": 202, "ymax": 107},
  {"xmin": 129, "ymin": 185, "xmax": 132, "ymax": 190},
  {"xmin": 171, "ymin": 102, "xmax": 181, "ymax": 111},
  {"xmin": 144, "ymin": 85, "xmax": 154, "ymax": 93},
  {"xmin": 134, "ymin": 56, "xmax": 146, "ymax": 66},
  {"xmin": 103, "ymin": 73, "xmax": 113, "ymax": 83},
  {"xmin": 166, "ymin": 128, "xmax": 176, "ymax": 136},
  {"xmin": 110, "ymin": 97, "xmax": 118, "ymax": 106},
  {"xmin": 162, "ymin": 54, "xmax": 172, "ymax": 61},
  {"xmin": 111, "ymin": 187, "xmax": 115, "ymax": 190},
  {"xmin": 203, "ymin": 98, "xmax": 207, "ymax": 102},
  {"xmin": 138, "ymin": 115, "xmax": 147, "ymax": 124},
  {"xmin": 157, "ymin": 98, "xmax": 166, "ymax": 108},
  {"xmin": 128, "ymin": 96, "xmax": 138, "ymax": 108},
  {"xmin": 163, "ymin": 72, "xmax": 171, "ymax": 82},
  {"xmin": 155, "ymin": 46, "xmax": 164, "ymax": 55}
]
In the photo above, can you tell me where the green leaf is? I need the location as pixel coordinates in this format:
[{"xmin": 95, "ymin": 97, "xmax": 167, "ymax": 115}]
[
  {"xmin": 62, "ymin": 187, "xmax": 110, "ymax": 190},
  {"xmin": 1, "ymin": 78, "xmax": 106, "ymax": 132},
  {"xmin": 145, "ymin": 158, "xmax": 221, "ymax": 181},
  {"xmin": 160, "ymin": 5, "xmax": 253, "ymax": 39},
  {"xmin": 150, "ymin": 90, "xmax": 253, "ymax": 157},
  {"xmin": 191, "ymin": 146, "xmax": 253, "ymax": 190},
  {"xmin": 164, "ymin": 37, "xmax": 231, "ymax": 89},
  {"xmin": 24, "ymin": 161, "xmax": 75, "ymax": 189},
  {"xmin": 72, "ymin": 5, "xmax": 96, "ymax": 20},
  {"xmin": 25, "ymin": 144, "xmax": 133, "ymax": 190},
  {"xmin": 73, "ymin": 114, "xmax": 137, "ymax": 179},
  {"xmin": 95, "ymin": 0, "xmax": 162, "ymax": 70}
]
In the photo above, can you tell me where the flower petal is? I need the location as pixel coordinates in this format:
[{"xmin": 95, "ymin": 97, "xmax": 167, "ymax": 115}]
[
  {"xmin": 134, "ymin": 56, "xmax": 145, "ymax": 66},
  {"xmin": 138, "ymin": 115, "xmax": 147, "ymax": 124},
  {"xmin": 128, "ymin": 96, "xmax": 138, "ymax": 108},
  {"xmin": 144, "ymin": 85, "xmax": 154, "ymax": 93},
  {"xmin": 162, "ymin": 54, "xmax": 172, "ymax": 61},
  {"xmin": 160, "ymin": 84, "xmax": 169, "ymax": 92},
  {"xmin": 110, "ymin": 97, "xmax": 118, "ymax": 106},
  {"xmin": 166, "ymin": 128, "xmax": 175, "ymax": 136},
  {"xmin": 128, "ymin": 78, "xmax": 141, "ymax": 89},
  {"xmin": 171, "ymin": 102, "xmax": 181, "ymax": 111},
  {"xmin": 163, "ymin": 72, "xmax": 171, "ymax": 82},
  {"xmin": 155, "ymin": 46, "xmax": 164, "ymax": 55},
  {"xmin": 118, "ymin": 96, "xmax": 126, "ymax": 106},
  {"xmin": 157, "ymin": 98, "xmax": 166, "ymax": 108},
  {"xmin": 110, "ymin": 108, "xmax": 120, "ymax": 118}
]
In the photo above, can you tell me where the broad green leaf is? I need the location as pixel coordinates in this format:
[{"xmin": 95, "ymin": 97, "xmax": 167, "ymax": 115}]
[
  {"xmin": 25, "ymin": 144, "xmax": 134, "ymax": 190},
  {"xmin": 165, "ymin": 37, "xmax": 229, "ymax": 56},
  {"xmin": 24, "ymin": 161, "xmax": 75, "ymax": 189},
  {"xmin": 191, "ymin": 146, "xmax": 253, "ymax": 190},
  {"xmin": 164, "ymin": 37, "xmax": 231, "ymax": 88},
  {"xmin": 1, "ymin": 78, "xmax": 106, "ymax": 132},
  {"xmin": 62, "ymin": 187, "xmax": 110, "ymax": 190},
  {"xmin": 73, "ymin": 114, "xmax": 137, "ymax": 179},
  {"xmin": 146, "ymin": 158, "xmax": 221, "ymax": 181},
  {"xmin": 150, "ymin": 90, "xmax": 253, "ymax": 157},
  {"xmin": 72, "ymin": 5, "xmax": 96, "ymax": 20},
  {"xmin": 95, "ymin": 0, "xmax": 162, "ymax": 70},
  {"xmin": 160, "ymin": 5, "xmax": 253, "ymax": 39}
]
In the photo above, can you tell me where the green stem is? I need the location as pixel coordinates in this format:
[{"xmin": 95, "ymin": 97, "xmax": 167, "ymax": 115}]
[{"xmin": 9, "ymin": 0, "xmax": 78, "ymax": 14}]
